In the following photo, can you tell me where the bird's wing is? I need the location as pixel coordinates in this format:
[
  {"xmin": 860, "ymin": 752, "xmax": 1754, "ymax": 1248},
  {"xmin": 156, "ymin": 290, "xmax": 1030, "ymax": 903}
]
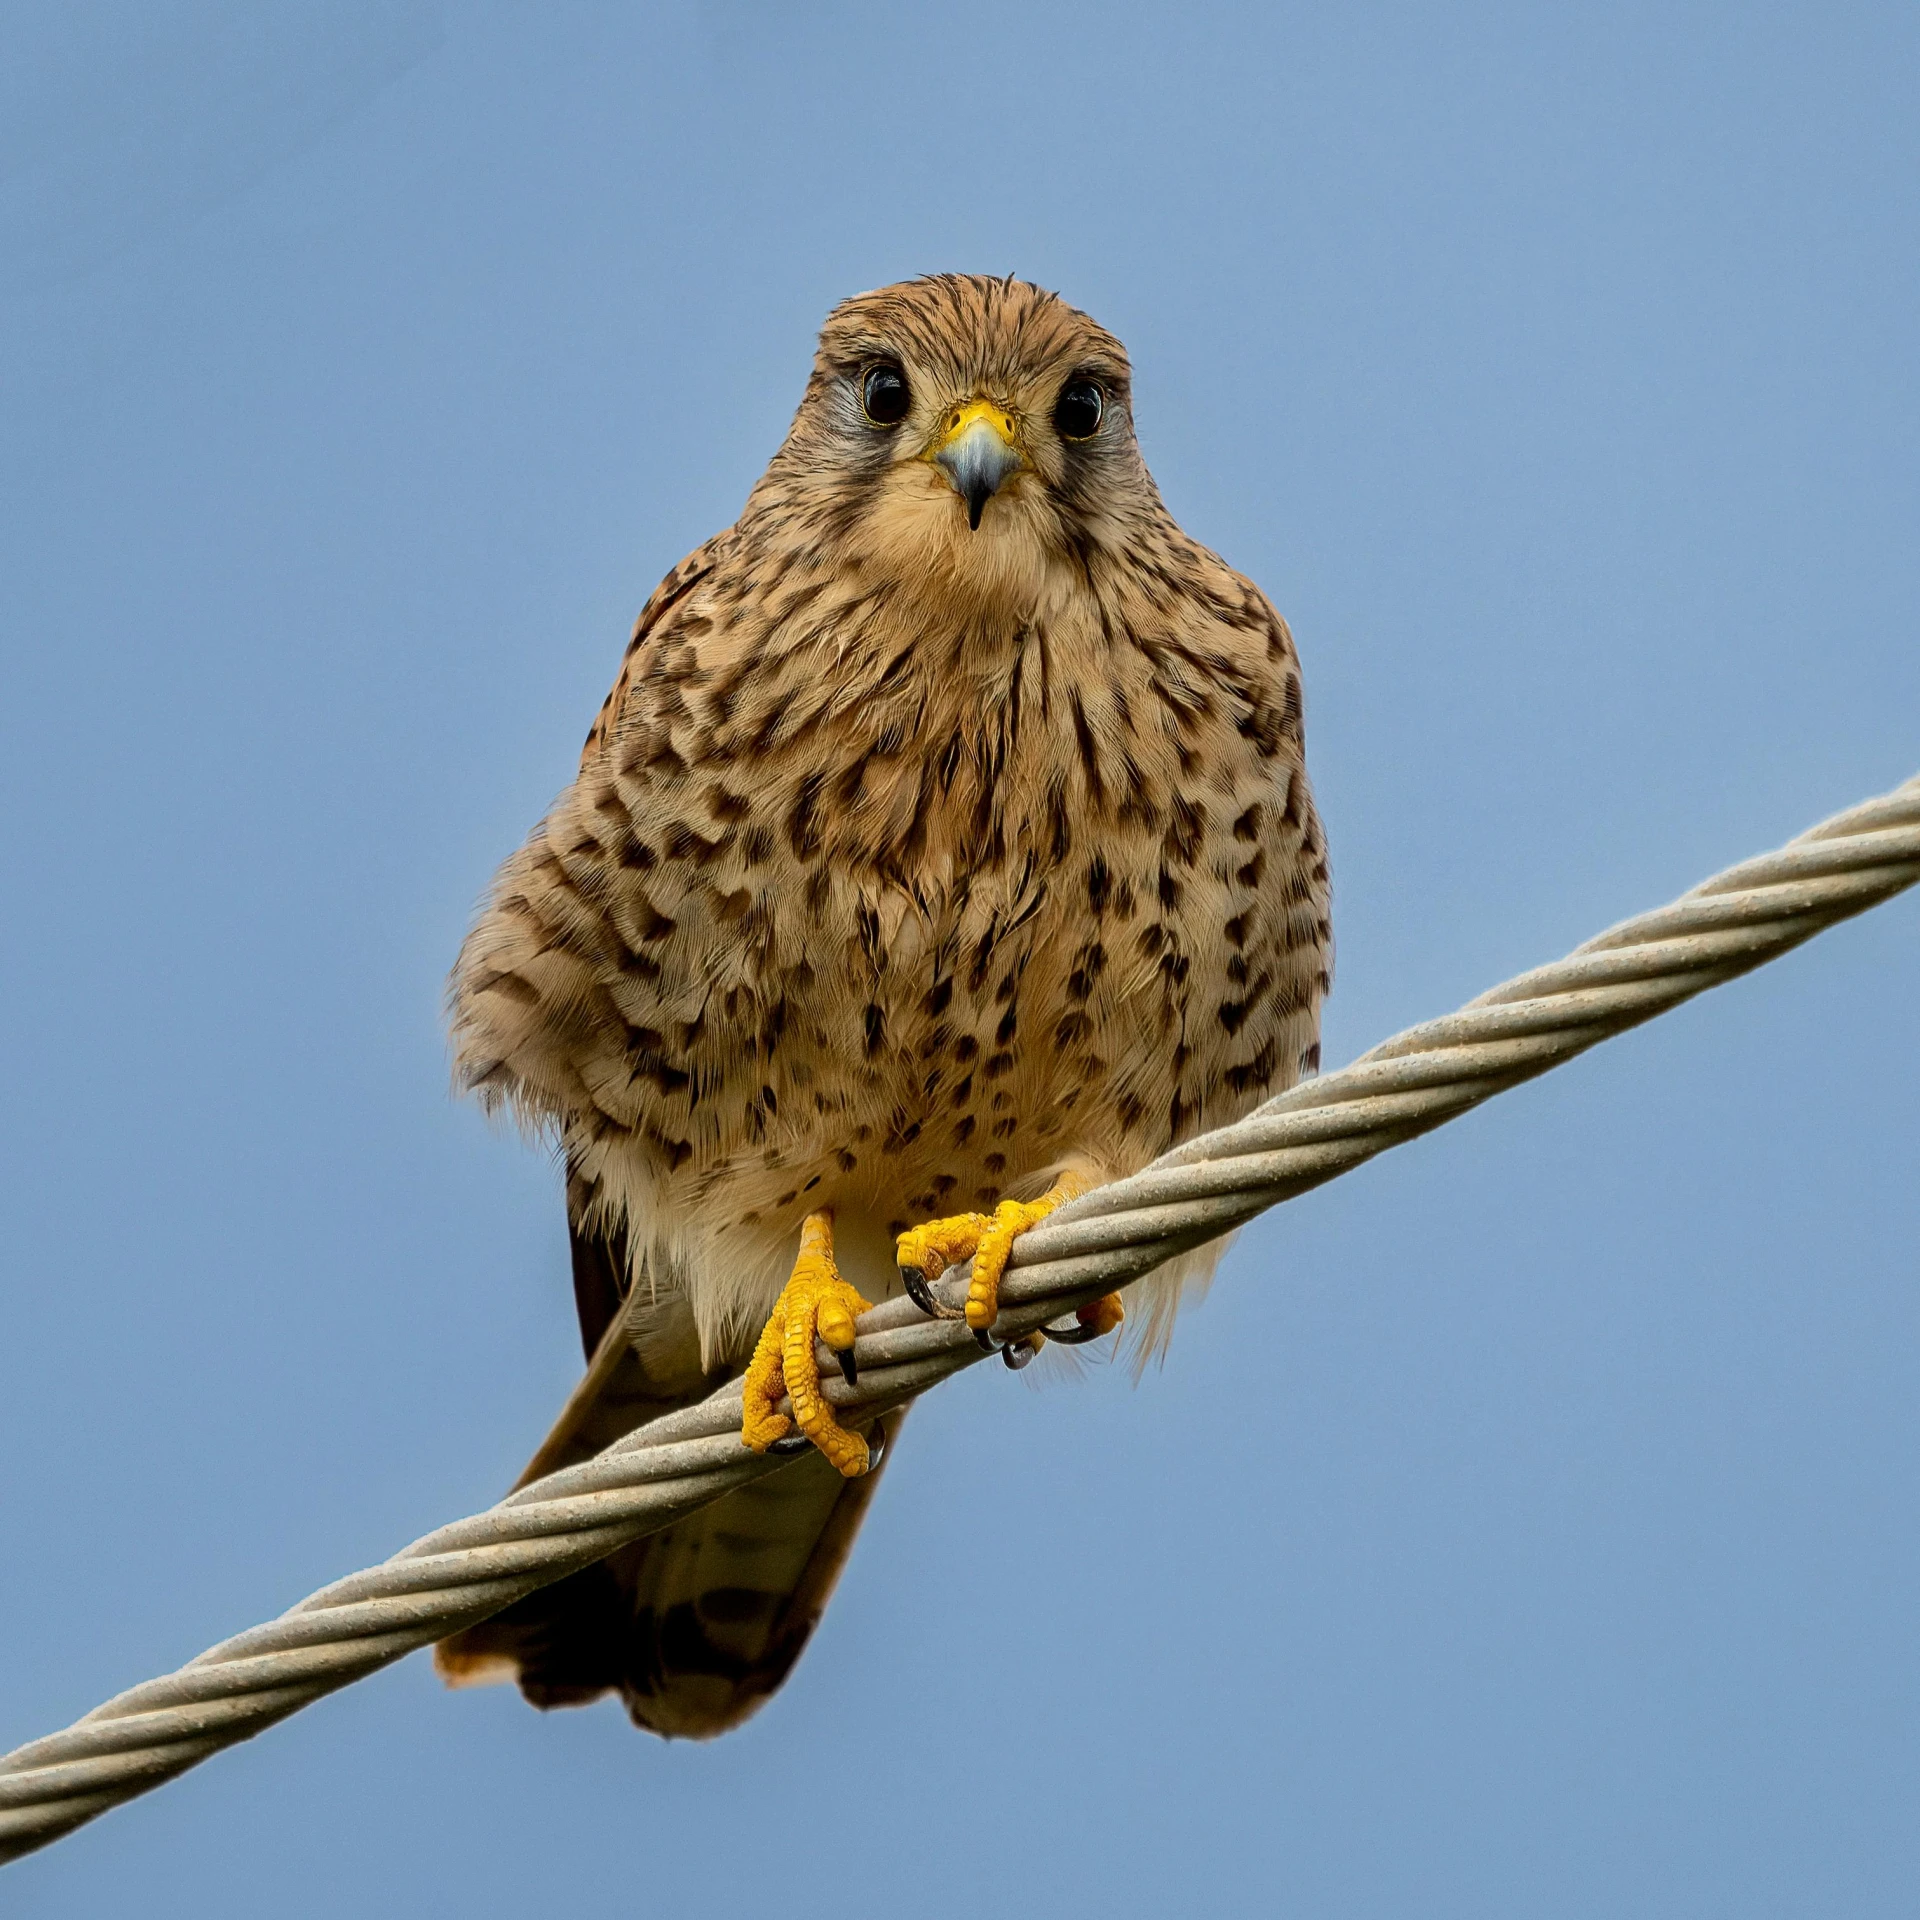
[
  {"xmin": 445, "ymin": 523, "xmax": 779, "ymax": 1157},
  {"xmin": 434, "ymin": 1169, "xmax": 902, "ymax": 1737}
]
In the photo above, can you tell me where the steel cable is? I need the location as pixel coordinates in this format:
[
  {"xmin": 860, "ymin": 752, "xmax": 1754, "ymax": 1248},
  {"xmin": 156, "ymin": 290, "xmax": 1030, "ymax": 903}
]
[{"xmin": 1, "ymin": 772, "xmax": 1914, "ymax": 1864}]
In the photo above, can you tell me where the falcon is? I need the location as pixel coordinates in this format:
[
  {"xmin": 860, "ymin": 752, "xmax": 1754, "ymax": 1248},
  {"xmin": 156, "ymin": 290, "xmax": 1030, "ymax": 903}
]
[{"xmin": 436, "ymin": 274, "xmax": 1332, "ymax": 1735}]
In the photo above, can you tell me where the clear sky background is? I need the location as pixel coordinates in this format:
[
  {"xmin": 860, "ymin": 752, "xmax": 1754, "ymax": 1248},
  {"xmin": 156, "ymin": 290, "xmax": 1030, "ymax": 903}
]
[{"xmin": 3, "ymin": 4, "xmax": 1916, "ymax": 1913}]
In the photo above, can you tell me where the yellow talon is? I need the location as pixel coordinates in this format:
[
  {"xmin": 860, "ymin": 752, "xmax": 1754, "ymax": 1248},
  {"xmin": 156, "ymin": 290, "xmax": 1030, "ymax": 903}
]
[
  {"xmin": 963, "ymin": 1196, "xmax": 1055, "ymax": 1330},
  {"xmin": 1075, "ymin": 1292, "xmax": 1125, "ymax": 1338},
  {"xmin": 741, "ymin": 1210, "xmax": 874, "ymax": 1477},
  {"xmin": 895, "ymin": 1210, "xmax": 991, "ymax": 1295},
  {"xmin": 895, "ymin": 1173, "xmax": 1092, "ymax": 1338}
]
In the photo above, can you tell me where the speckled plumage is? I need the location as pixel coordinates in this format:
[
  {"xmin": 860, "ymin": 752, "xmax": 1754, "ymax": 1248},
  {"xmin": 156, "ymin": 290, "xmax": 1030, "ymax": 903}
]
[{"xmin": 438, "ymin": 275, "xmax": 1331, "ymax": 1732}]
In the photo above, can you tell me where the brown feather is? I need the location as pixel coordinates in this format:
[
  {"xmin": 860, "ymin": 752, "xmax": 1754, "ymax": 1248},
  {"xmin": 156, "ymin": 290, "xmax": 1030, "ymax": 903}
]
[{"xmin": 440, "ymin": 275, "xmax": 1332, "ymax": 1735}]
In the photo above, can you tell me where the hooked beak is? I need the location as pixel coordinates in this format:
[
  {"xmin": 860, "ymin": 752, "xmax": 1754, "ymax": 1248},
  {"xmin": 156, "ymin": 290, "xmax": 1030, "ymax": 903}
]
[{"xmin": 931, "ymin": 400, "xmax": 1024, "ymax": 530}]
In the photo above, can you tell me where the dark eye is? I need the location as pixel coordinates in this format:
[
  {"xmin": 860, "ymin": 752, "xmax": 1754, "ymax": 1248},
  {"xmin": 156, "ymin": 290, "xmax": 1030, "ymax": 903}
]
[
  {"xmin": 1054, "ymin": 378, "xmax": 1104, "ymax": 441},
  {"xmin": 861, "ymin": 362, "xmax": 911, "ymax": 427}
]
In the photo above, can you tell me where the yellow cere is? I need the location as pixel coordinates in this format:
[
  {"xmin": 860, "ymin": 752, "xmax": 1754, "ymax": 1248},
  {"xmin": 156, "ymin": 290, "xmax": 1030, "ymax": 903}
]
[{"xmin": 935, "ymin": 398, "xmax": 1020, "ymax": 450}]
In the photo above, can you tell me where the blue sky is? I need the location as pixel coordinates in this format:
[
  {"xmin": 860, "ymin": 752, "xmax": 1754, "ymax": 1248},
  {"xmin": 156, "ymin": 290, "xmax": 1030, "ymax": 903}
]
[{"xmin": 2, "ymin": 4, "xmax": 1916, "ymax": 1913}]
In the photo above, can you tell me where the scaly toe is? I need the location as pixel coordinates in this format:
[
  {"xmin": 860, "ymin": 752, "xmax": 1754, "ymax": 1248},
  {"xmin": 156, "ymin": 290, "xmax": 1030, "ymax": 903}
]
[
  {"xmin": 964, "ymin": 1198, "xmax": 1046, "ymax": 1333},
  {"xmin": 783, "ymin": 1267, "xmax": 874, "ymax": 1478},
  {"xmin": 740, "ymin": 1214, "xmax": 873, "ymax": 1475},
  {"xmin": 896, "ymin": 1211, "xmax": 991, "ymax": 1297},
  {"xmin": 901, "ymin": 1177, "xmax": 1095, "ymax": 1344},
  {"xmin": 741, "ymin": 1300, "xmax": 794, "ymax": 1454}
]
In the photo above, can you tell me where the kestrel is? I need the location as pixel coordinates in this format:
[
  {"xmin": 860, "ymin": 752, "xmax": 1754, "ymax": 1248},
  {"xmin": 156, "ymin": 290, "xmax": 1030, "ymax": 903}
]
[{"xmin": 436, "ymin": 275, "xmax": 1332, "ymax": 1735}]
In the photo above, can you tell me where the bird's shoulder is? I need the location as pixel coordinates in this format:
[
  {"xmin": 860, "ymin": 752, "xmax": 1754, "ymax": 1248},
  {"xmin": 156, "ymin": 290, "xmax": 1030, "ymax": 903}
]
[
  {"xmin": 1090, "ymin": 524, "xmax": 1332, "ymax": 1092},
  {"xmin": 1090, "ymin": 525, "xmax": 1314, "ymax": 832},
  {"xmin": 579, "ymin": 528, "xmax": 737, "ymax": 765},
  {"xmin": 1123, "ymin": 525, "xmax": 1302, "ymax": 696}
]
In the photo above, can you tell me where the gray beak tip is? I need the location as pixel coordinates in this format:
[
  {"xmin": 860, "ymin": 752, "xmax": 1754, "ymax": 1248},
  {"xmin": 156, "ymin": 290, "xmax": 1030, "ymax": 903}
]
[{"xmin": 935, "ymin": 420, "xmax": 1022, "ymax": 531}]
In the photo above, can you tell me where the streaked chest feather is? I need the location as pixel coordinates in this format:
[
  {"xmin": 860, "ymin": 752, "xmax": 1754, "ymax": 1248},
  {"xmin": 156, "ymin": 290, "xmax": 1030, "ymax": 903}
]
[{"xmin": 453, "ymin": 550, "xmax": 1329, "ymax": 1253}]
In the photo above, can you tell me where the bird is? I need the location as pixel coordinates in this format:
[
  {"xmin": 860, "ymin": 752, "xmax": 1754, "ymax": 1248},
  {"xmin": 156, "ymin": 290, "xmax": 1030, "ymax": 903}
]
[{"xmin": 434, "ymin": 273, "xmax": 1332, "ymax": 1737}]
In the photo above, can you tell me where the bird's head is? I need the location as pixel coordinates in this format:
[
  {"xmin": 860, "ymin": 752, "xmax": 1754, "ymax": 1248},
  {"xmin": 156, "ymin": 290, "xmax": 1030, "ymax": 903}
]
[{"xmin": 748, "ymin": 275, "xmax": 1162, "ymax": 618}]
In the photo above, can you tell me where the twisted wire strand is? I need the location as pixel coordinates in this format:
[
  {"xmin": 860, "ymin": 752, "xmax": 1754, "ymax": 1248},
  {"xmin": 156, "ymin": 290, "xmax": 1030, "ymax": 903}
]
[{"xmin": 2, "ymin": 773, "xmax": 1914, "ymax": 1865}]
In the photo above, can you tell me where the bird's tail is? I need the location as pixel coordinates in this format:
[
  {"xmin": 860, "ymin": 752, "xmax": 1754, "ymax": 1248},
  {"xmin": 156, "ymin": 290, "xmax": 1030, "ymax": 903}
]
[
  {"xmin": 435, "ymin": 1204, "xmax": 901, "ymax": 1737},
  {"xmin": 435, "ymin": 1413, "xmax": 902, "ymax": 1738}
]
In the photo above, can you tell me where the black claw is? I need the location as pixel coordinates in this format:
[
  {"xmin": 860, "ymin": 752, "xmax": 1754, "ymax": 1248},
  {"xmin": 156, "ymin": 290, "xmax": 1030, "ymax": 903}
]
[
  {"xmin": 1040, "ymin": 1317, "xmax": 1104, "ymax": 1345},
  {"xmin": 835, "ymin": 1346, "xmax": 859, "ymax": 1387},
  {"xmin": 864, "ymin": 1422, "xmax": 889, "ymax": 1472},
  {"xmin": 1002, "ymin": 1336, "xmax": 1040, "ymax": 1371},
  {"xmin": 768, "ymin": 1433, "xmax": 812, "ymax": 1457},
  {"xmin": 973, "ymin": 1326, "xmax": 999, "ymax": 1353},
  {"xmin": 900, "ymin": 1262, "xmax": 965, "ymax": 1321}
]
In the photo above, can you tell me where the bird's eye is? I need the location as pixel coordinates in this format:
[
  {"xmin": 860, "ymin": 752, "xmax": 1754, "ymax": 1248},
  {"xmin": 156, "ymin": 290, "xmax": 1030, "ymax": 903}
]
[
  {"xmin": 1054, "ymin": 378, "xmax": 1104, "ymax": 441},
  {"xmin": 861, "ymin": 362, "xmax": 912, "ymax": 427}
]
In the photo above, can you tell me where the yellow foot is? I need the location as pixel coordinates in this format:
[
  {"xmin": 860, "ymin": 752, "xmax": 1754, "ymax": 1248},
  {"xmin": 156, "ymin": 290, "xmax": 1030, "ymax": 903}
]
[
  {"xmin": 741, "ymin": 1210, "xmax": 874, "ymax": 1478},
  {"xmin": 896, "ymin": 1175, "xmax": 1110, "ymax": 1345}
]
